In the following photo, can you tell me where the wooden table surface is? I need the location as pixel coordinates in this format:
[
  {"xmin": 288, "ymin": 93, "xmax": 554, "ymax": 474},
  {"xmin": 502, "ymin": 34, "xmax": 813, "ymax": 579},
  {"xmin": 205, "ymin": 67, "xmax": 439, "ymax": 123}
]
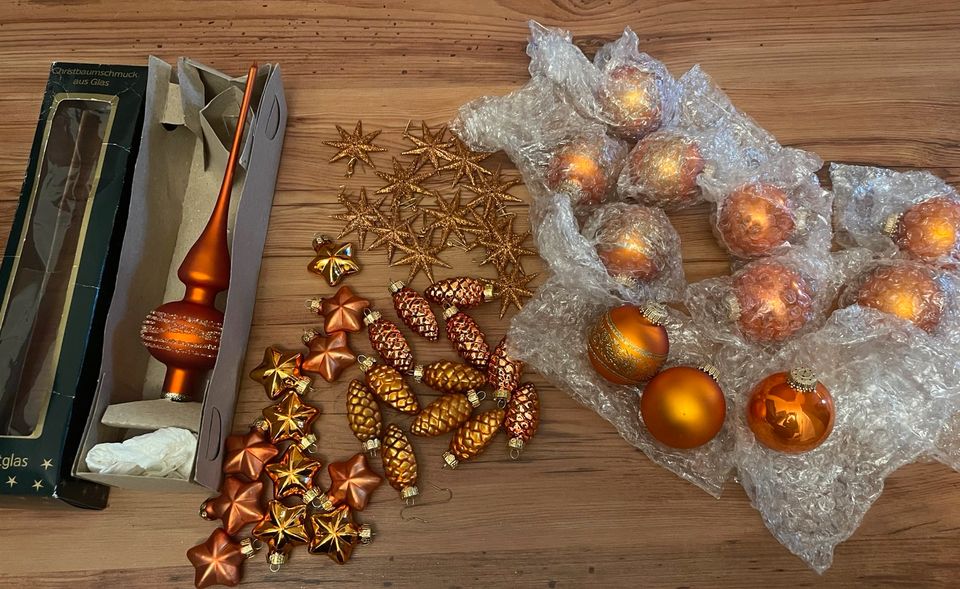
[{"xmin": 2, "ymin": 1, "xmax": 960, "ymax": 587}]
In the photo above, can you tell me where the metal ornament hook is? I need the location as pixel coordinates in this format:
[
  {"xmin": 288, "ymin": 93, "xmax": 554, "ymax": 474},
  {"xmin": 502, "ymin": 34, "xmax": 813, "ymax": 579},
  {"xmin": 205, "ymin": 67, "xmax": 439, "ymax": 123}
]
[{"xmin": 399, "ymin": 483, "xmax": 454, "ymax": 523}]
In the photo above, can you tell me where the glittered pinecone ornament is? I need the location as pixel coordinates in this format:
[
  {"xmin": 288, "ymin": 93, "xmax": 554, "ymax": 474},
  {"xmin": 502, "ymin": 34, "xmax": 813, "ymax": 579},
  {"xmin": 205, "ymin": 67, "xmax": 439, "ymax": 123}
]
[
  {"xmin": 389, "ymin": 280, "xmax": 439, "ymax": 341},
  {"xmin": 442, "ymin": 408, "xmax": 505, "ymax": 469},
  {"xmin": 443, "ymin": 305, "xmax": 490, "ymax": 371},
  {"xmin": 410, "ymin": 394, "xmax": 474, "ymax": 437},
  {"xmin": 358, "ymin": 356, "xmax": 420, "ymax": 414},
  {"xmin": 504, "ymin": 383, "xmax": 540, "ymax": 458},
  {"xmin": 487, "ymin": 336, "xmax": 523, "ymax": 407},
  {"xmin": 411, "ymin": 360, "xmax": 486, "ymax": 394},
  {"xmin": 381, "ymin": 423, "xmax": 419, "ymax": 502},
  {"xmin": 425, "ymin": 276, "xmax": 494, "ymax": 309},
  {"xmin": 346, "ymin": 379, "xmax": 382, "ymax": 456},
  {"xmin": 362, "ymin": 308, "xmax": 415, "ymax": 373}
]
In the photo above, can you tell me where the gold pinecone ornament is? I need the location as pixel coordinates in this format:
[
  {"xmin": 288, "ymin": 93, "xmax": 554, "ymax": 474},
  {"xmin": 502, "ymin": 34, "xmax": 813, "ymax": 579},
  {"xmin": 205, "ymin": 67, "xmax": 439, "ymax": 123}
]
[
  {"xmin": 504, "ymin": 383, "xmax": 540, "ymax": 459},
  {"xmin": 358, "ymin": 356, "xmax": 421, "ymax": 414},
  {"xmin": 443, "ymin": 305, "xmax": 491, "ymax": 371},
  {"xmin": 362, "ymin": 309, "xmax": 415, "ymax": 373},
  {"xmin": 487, "ymin": 336, "xmax": 523, "ymax": 407},
  {"xmin": 411, "ymin": 360, "xmax": 486, "ymax": 394},
  {"xmin": 389, "ymin": 280, "xmax": 439, "ymax": 341},
  {"xmin": 345, "ymin": 379, "xmax": 382, "ymax": 456},
  {"xmin": 425, "ymin": 276, "xmax": 494, "ymax": 309},
  {"xmin": 442, "ymin": 408, "xmax": 505, "ymax": 469},
  {"xmin": 381, "ymin": 424, "xmax": 419, "ymax": 502},
  {"xmin": 410, "ymin": 394, "xmax": 474, "ymax": 437}
]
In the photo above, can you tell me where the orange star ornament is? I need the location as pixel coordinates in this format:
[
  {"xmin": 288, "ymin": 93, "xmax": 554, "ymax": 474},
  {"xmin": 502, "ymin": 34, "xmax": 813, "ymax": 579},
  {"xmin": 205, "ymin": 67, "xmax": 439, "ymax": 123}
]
[{"xmin": 327, "ymin": 453, "xmax": 383, "ymax": 511}]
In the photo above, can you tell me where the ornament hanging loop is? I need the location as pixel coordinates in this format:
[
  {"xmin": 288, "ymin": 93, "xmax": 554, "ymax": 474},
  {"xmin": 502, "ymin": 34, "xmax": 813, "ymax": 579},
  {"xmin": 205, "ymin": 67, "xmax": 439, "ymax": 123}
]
[{"xmin": 399, "ymin": 483, "xmax": 453, "ymax": 523}]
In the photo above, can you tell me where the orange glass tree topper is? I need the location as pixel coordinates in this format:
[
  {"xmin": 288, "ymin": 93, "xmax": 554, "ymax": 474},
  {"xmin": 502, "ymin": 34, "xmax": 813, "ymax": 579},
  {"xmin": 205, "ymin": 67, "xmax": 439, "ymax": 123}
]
[{"xmin": 141, "ymin": 63, "xmax": 259, "ymax": 402}]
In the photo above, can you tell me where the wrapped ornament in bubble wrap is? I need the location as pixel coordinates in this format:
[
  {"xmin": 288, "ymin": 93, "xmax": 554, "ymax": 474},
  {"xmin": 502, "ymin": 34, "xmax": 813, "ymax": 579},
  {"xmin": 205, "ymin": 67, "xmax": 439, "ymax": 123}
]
[
  {"xmin": 685, "ymin": 247, "xmax": 871, "ymax": 345},
  {"xmin": 832, "ymin": 163, "xmax": 960, "ymax": 265}
]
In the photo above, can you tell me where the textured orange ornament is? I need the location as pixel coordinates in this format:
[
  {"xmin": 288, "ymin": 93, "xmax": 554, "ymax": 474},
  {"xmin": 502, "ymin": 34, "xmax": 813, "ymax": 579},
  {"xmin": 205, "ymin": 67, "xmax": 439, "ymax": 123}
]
[
  {"xmin": 252, "ymin": 501, "xmax": 309, "ymax": 569},
  {"xmin": 301, "ymin": 329, "xmax": 356, "ymax": 382},
  {"xmin": 389, "ymin": 280, "xmax": 439, "ymax": 341},
  {"xmin": 504, "ymin": 383, "xmax": 540, "ymax": 458},
  {"xmin": 854, "ymin": 262, "xmax": 945, "ymax": 331},
  {"xmin": 730, "ymin": 260, "xmax": 815, "ymax": 343},
  {"xmin": 717, "ymin": 183, "xmax": 796, "ymax": 258},
  {"xmin": 411, "ymin": 359, "xmax": 486, "ymax": 394},
  {"xmin": 640, "ymin": 365, "xmax": 725, "ymax": 449},
  {"xmin": 624, "ymin": 131, "xmax": 704, "ymax": 209},
  {"xmin": 885, "ymin": 196, "xmax": 960, "ymax": 263},
  {"xmin": 306, "ymin": 285, "xmax": 370, "ymax": 334},
  {"xmin": 588, "ymin": 303, "xmax": 669, "ymax": 385},
  {"xmin": 424, "ymin": 276, "xmax": 494, "ymax": 309},
  {"xmin": 410, "ymin": 393, "xmax": 474, "ymax": 437},
  {"xmin": 443, "ymin": 408, "xmax": 505, "ymax": 468},
  {"xmin": 747, "ymin": 368, "xmax": 835, "ymax": 453},
  {"xmin": 358, "ymin": 356, "xmax": 421, "ymax": 414},
  {"xmin": 443, "ymin": 305, "xmax": 491, "ymax": 371},
  {"xmin": 381, "ymin": 423, "xmax": 419, "ymax": 502},
  {"xmin": 488, "ymin": 336, "xmax": 523, "ymax": 407},
  {"xmin": 362, "ymin": 309, "xmax": 415, "ymax": 374},
  {"xmin": 545, "ymin": 138, "xmax": 610, "ymax": 205},
  {"xmin": 200, "ymin": 476, "xmax": 266, "ymax": 536},
  {"xmin": 186, "ymin": 527, "xmax": 254, "ymax": 589},
  {"xmin": 222, "ymin": 429, "xmax": 279, "ymax": 481},
  {"xmin": 346, "ymin": 379, "xmax": 382, "ymax": 455},
  {"xmin": 593, "ymin": 210, "xmax": 670, "ymax": 282}
]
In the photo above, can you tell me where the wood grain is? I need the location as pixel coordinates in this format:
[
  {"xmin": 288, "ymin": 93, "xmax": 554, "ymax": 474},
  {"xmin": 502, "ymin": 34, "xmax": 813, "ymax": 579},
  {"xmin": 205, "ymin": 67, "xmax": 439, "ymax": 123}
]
[{"xmin": 1, "ymin": 1, "xmax": 959, "ymax": 587}]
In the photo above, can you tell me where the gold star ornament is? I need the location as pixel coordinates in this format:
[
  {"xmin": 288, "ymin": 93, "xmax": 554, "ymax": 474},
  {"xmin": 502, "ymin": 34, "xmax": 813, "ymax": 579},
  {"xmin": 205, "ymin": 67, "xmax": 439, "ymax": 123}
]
[
  {"xmin": 401, "ymin": 120, "xmax": 454, "ymax": 170},
  {"xmin": 253, "ymin": 501, "xmax": 310, "ymax": 568},
  {"xmin": 438, "ymin": 137, "xmax": 492, "ymax": 186},
  {"xmin": 477, "ymin": 217, "xmax": 537, "ymax": 271},
  {"xmin": 375, "ymin": 157, "xmax": 436, "ymax": 209},
  {"xmin": 367, "ymin": 203, "xmax": 418, "ymax": 263},
  {"xmin": 257, "ymin": 391, "xmax": 320, "ymax": 445},
  {"xmin": 422, "ymin": 188, "xmax": 479, "ymax": 249},
  {"xmin": 307, "ymin": 505, "xmax": 372, "ymax": 564},
  {"xmin": 249, "ymin": 346, "xmax": 304, "ymax": 400},
  {"xmin": 323, "ymin": 121, "xmax": 387, "ymax": 177},
  {"xmin": 265, "ymin": 445, "xmax": 323, "ymax": 499},
  {"xmin": 334, "ymin": 187, "xmax": 383, "ymax": 249},
  {"xmin": 493, "ymin": 267, "xmax": 538, "ymax": 319},
  {"xmin": 392, "ymin": 228, "xmax": 452, "ymax": 284},
  {"xmin": 308, "ymin": 235, "xmax": 360, "ymax": 286}
]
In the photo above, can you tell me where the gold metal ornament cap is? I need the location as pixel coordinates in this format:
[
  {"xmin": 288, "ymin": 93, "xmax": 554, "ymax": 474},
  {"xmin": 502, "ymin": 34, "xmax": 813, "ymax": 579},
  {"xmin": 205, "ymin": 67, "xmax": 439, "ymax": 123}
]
[
  {"xmin": 313, "ymin": 233, "xmax": 332, "ymax": 251},
  {"xmin": 698, "ymin": 364, "xmax": 721, "ymax": 381},
  {"xmin": 253, "ymin": 417, "xmax": 268, "ymax": 432},
  {"xmin": 641, "ymin": 302, "xmax": 668, "ymax": 325},
  {"xmin": 239, "ymin": 538, "xmax": 258, "ymax": 559},
  {"xmin": 465, "ymin": 390, "xmax": 483, "ymax": 408},
  {"xmin": 787, "ymin": 367, "xmax": 818, "ymax": 392},
  {"xmin": 359, "ymin": 525, "xmax": 374, "ymax": 544},
  {"xmin": 388, "ymin": 280, "xmax": 406, "ymax": 294},
  {"xmin": 164, "ymin": 391, "xmax": 193, "ymax": 402},
  {"xmin": 302, "ymin": 328, "xmax": 321, "ymax": 344},
  {"xmin": 362, "ymin": 308, "xmax": 382, "ymax": 326},
  {"xmin": 881, "ymin": 212, "xmax": 902, "ymax": 238},
  {"xmin": 401, "ymin": 485, "xmax": 419, "ymax": 500},
  {"xmin": 315, "ymin": 494, "xmax": 335, "ymax": 512},
  {"xmin": 362, "ymin": 438, "xmax": 381, "ymax": 453},
  {"xmin": 442, "ymin": 304, "xmax": 460, "ymax": 320},
  {"xmin": 508, "ymin": 437, "xmax": 524, "ymax": 450},
  {"xmin": 199, "ymin": 501, "xmax": 212, "ymax": 520},
  {"xmin": 442, "ymin": 451, "xmax": 459, "ymax": 469},
  {"xmin": 289, "ymin": 376, "xmax": 311, "ymax": 395},
  {"xmin": 297, "ymin": 433, "xmax": 318, "ymax": 451},
  {"xmin": 357, "ymin": 355, "xmax": 375, "ymax": 372},
  {"xmin": 483, "ymin": 282, "xmax": 496, "ymax": 301},
  {"xmin": 305, "ymin": 297, "xmax": 323, "ymax": 314},
  {"xmin": 493, "ymin": 389, "xmax": 511, "ymax": 407},
  {"xmin": 268, "ymin": 551, "xmax": 287, "ymax": 566},
  {"xmin": 302, "ymin": 487, "xmax": 321, "ymax": 504},
  {"xmin": 410, "ymin": 365, "xmax": 424, "ymax": 382}
]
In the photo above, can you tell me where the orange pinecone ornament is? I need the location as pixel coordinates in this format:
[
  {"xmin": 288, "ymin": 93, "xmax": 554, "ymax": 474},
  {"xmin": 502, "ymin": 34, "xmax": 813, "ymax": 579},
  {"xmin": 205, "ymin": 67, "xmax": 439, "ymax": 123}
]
[
  {"xmin": 411, "ymin": 360, "xmax": 486, "ymax": 394},
  {"xmin": 381, "ymin": 423, "xmax": 419, "ymax": 502},
  {"xmin": 504, "ymin": 383, "xmax": 540, "ymax": 458},
  {"xmin": 443, "ymin": 305, "xmax": 491, "ymax": 371},
  {"xmin": 410, "ymin": 394, "xmax": 474, "ymax": 437},
  {"xmin": 346, "ymin": 379, "xmax": 382, "ymax": 456},
  {"xmin": 425, "ymin": 277, "xmax": 494, "ymax": 309},
  {"xmin": 442, "ymin": 408, "xmax": 505, "ymax": 469},
  {"xmin": 389, "ymin": 280, "xmax": 439, "ymax": 341},
  {"xmin": 358, "ymin": 356, "xmax": 420, "ymax": 414},
  {"xmin": 362, "ymin": 308, "xmax": 415, "ymax": 373},
  {"xmin": 488, "ymin": 336, "xmax": 523, "ymax": 407}
]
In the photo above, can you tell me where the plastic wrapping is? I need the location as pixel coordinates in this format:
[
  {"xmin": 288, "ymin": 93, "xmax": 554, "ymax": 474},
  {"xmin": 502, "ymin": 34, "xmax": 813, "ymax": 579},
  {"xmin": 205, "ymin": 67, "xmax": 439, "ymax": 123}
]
[{"xmin": 831, "ymin": 163, "xmax": 960, "ymax": 265}]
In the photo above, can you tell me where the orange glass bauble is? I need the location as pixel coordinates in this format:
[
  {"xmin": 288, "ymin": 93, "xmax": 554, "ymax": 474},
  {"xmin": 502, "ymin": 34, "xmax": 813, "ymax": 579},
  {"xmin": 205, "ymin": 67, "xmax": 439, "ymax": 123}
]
[
  {"xmin": 587, "ymin": 303, "xmax": 669, "ymax": 385},
  {"xmin": 717, "ymin": 183, "xmax": 796, "ymax": 258},
  {"xmin": 598, "ymin": 65, "xmax": 663, "ymax": 139},
  {"xmin": 592, "ymin": 208, "xmax": 670, "ymax": 282},
  {"xmin": 885, "ymin": 196, "xmax": 960, "ymax": 263},
  {"xmin": 546, "ymin": 138, "xmax": 609, "ymax": 206},
  {"xmin": 624, "ymin": 132, "xmax": 705, "ymax": 210},
  {"xmin": 730, "ymin": 260, "xmax": 815, "ymax": 343},
  {"xmin": 854, "ymin": 262, "xmax": 945, "ymax": 331},
  {"xmin": 746, "ymin": 368, "xmax": 834, "ymax": 453},
  {"xmin": 640, "ymin": 365, "xmax": 726, "ymax": 449}
]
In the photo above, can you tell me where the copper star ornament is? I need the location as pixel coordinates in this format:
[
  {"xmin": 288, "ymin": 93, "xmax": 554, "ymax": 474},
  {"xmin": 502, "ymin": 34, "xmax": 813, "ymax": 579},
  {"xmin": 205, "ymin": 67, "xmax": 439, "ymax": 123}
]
[
  {"xmin": 222, "ymin": 429, "xmax": 280, "ymax": 481},
  {"xmin": 253, "ymin": 501, "xmax": 310, "ymax": 566},
  {"xmin": 493, "ymin": 267, "xmax": 538, "ymax": 319},
  {"xmin": 334, "ymin": 187, "xmax": 384, "ymax": 249},
  {"xmin": 249, "ymin": 346, "xmax": 303, "ymax": 400},
  {"xmin": 201, "ymin": 476, "xmax": 266, "ymax": 536},
  {"xmin": 438, "ymin": 137, "xmax": 493, "ymax": 186},
  {"xmin": 392, "ymin": 228, "xmax": 452, "ymax": 284},
  {"xmin": 367, "ymin": 203, "xmax": 418, "ymax": 263},
  {"xmin": 258, "ymin": 391, "xmax": 320, "ymax": 445},
  {"xmin": 301, "ymin": 329, "xmax": 356, "ymax": 382},
  {"xmin": 401, "ymin": 120, "xmax": 454, "ymax": 170},
  {"xmin": 307, "ymin": 506, "xmax": 371, "ymax": 564},
  {"xmin": 323, "ymin": 120, "xmax": 387, "ymax": 177},
  {"xmin": 266, "ymin": 445, "xmax": 322, "ymax": 499},
  {"xmin": 187, "ymin": 528, "xmax": 253, "ymax": 589},
  {"xmin": 309, "ymin": 235, "xmax": 360, "ymax": 287},
  {"xmin": 327, "ymin": 453, "xmax": 383, "ymax": 511},
  {"xmin": 308, "ymin": 285, "xmax": 370, "ymax": 334},
  {"xmin": 465, "ymin": 166, "xmax": 523, "ymax": 217},
  {"xmin": 375, "ymin": 157, "xmax": 437, "ymax": 209},
  {"xmin": 477, "ymin": 217, "xmax": 537, "ymax": 271},
  {"xmin": 422, "ymin": 188, "xmax": 479, "ymax": 249}
]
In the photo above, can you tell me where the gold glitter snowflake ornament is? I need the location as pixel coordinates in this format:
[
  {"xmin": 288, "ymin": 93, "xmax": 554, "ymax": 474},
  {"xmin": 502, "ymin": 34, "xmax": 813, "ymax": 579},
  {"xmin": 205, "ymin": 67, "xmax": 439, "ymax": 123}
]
[{"xmin": 323, "ymin": 121, "xmax": 387, "ymax": 177}]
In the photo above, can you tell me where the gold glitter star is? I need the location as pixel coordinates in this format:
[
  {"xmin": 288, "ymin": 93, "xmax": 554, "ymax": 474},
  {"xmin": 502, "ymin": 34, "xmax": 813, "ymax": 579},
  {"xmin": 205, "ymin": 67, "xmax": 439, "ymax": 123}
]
[
  {"xmin": 367, "ymin": 203, "xmax": 418, "ymax": 263},
  {"xmin": 333, "ymin": 187, "xmax": 384, "ymax": 250},
  {"xmin": 323, "ymin": 121, "xmax": 387, "ymax": 177},
  {"xmin": 401, "ymin": 121, "xmax": 454, "ymax": 170},
  {"xmin": 493, "ymin": 266, "xmax": 538, "ymax": 319},
  {"xmin": 462, "ymin": 204, "xmax": 513, "ymax": 252},
  {"xmin": 422, "ymin": 188, "xmax": 479, "ymax": 249},
  {"xmin": 392, "ymin": 228, "xmax": 452, "ymax": 284},
  {"xmin": 308, "ymin": 235, "xmax": 360, "ymax": 287},
  {"xmin": 375, "ymin": 157, "xmax": 436, "ymax": 209},
  {"xmin": 477, "ymin": 217, "xmax": 537, "ymax": 271},
  {"xmin": 437, "ymin": 137, "xmax": 493, "ymax": 186},
  {"xmin": 464, "ymin": 166, "xmax": 523, "ymax": 216}
]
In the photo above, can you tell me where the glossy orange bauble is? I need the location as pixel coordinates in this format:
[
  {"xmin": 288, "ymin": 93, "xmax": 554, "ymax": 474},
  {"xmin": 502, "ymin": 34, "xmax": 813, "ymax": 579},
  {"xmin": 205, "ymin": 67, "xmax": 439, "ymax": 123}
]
[
  {"xmin": 854, "ymin": 262, "xmax": 945, "ymax": 331},
  {"xmin": 625, "ymin": 132, "xmax": 705, "ymax": 209},
  {"xmin": 889, "ymin": 196, "xmax": 960, "ymax": 263},
  {"xmin": 141, "ymin": 300, "xmax": 224, "ymax": 399},
  {"xmin": 599, "ymin": 65, "xmax": 663, "ymax": 139},
  {"xmin": 717, "ymin": 183, "xmax": 796, "ymax": 258},
  {"xmin": 731, "ymin": 260, "xmax": 815, "ymax": 343},
  {"xmin": 747, "ymin": 369, "xmax": 834, "ymax": 453},
  {"xmin": 640, "ymin": 366, "xmax": 726, "ymax": 449},
  {"xmin": 546, "ymin": 139, "xmax": 609, "ymax": 205},
  {"xmin": 588, "ymin": 304, "xmax": 669, "ymax": 385},
  {"xmin": 593, "ymin": 210, "xmax": 669, "ymax": 282}
]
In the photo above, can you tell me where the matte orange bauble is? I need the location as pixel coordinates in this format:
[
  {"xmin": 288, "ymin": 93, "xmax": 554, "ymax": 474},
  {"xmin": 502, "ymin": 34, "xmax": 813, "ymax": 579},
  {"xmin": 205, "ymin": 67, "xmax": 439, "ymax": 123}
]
[
  {"xmin": 625, "ymin": 132, "xmax": 705, "ymax": 210},
  {"xmin": 593, "ymin": 210, "xmax": 669, "ymax": 282},
  {"xmin": 546, "ymin": 139, "xmax": 608, "ymax": 205},
  {"xmin": 598, "ymin": 65, "xmax": 663, "ymax": 139},
  {"xmin": 885, "ymin": 196, "xmax": 960, "ymax": 263},
  {"xmin": 717, "ymin": 183, "xmax": 796, "ymax": 258},
  {"xmin": 587, "ymin": 303, "xmax": 669, "ymax": 385},
  {"xmin": 730, "ymin": 260, "xmax": 815, "ymax": 343},
  {"xmin": 640, "ymin": 365, "xmax": 725, "ymax": 449},
  {"xmin": 854, "ymin": 262, "xmax": 945, "ymax": 331},
  {"xmin": 746, "ymin": 368, "xmax": 834, "ymax": 453}
]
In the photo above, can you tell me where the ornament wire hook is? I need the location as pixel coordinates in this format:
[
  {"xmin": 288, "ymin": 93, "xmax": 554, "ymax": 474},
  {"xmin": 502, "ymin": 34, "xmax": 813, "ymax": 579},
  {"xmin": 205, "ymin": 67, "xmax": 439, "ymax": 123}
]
[{"xmin": 399, "ymin": 483, "xmax": 454, "ymax": 523}]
